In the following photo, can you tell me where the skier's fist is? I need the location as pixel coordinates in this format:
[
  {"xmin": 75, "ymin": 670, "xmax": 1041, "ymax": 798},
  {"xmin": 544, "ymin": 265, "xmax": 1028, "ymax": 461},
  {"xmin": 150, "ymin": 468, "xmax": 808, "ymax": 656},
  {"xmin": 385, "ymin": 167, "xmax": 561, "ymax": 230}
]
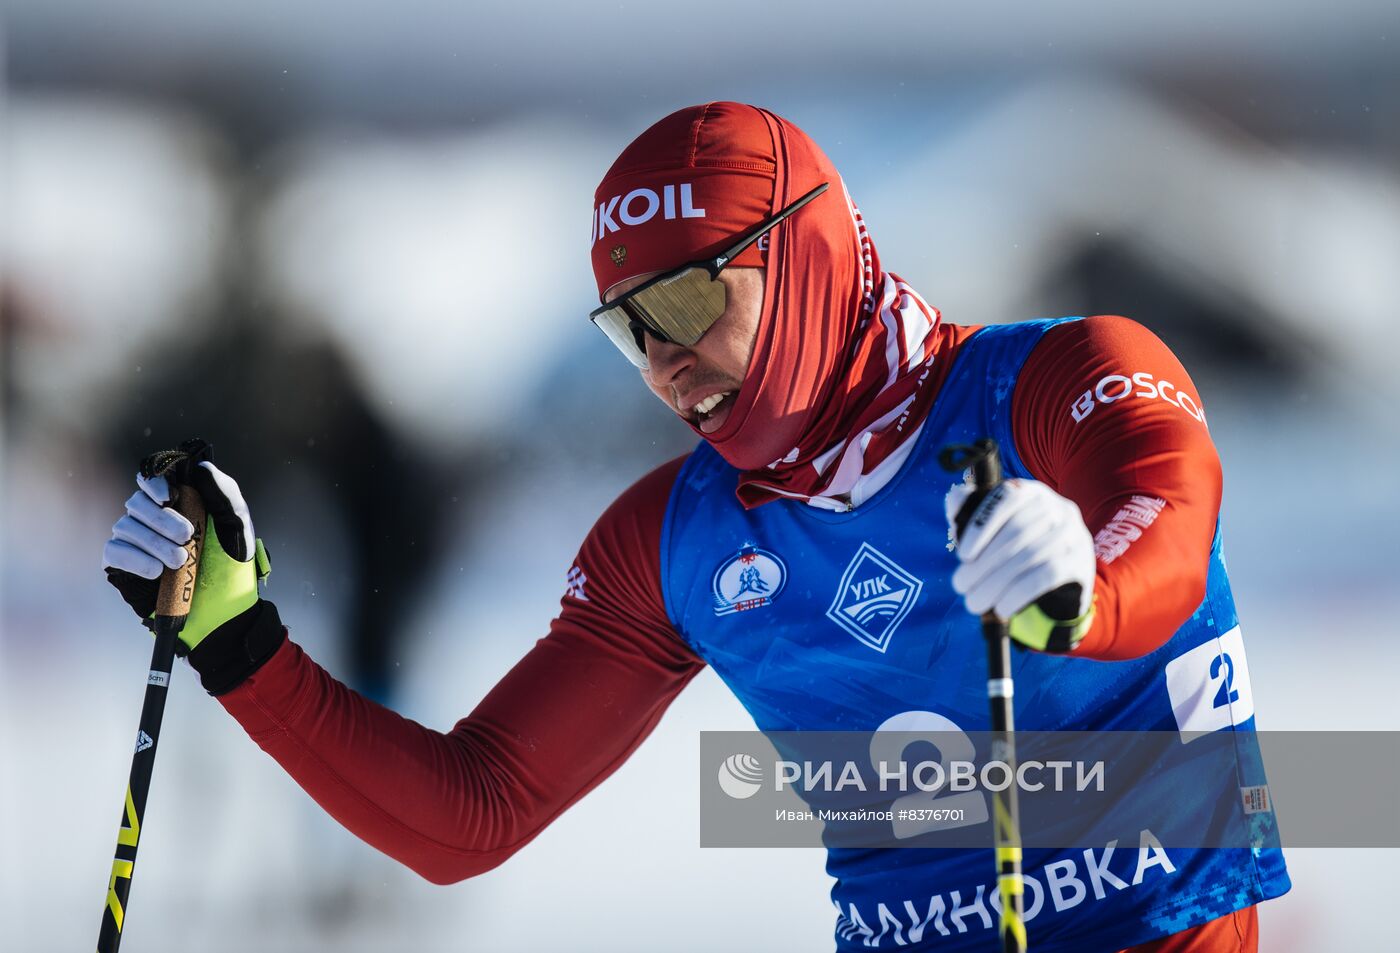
[
  {"xmin": 945, "ymin": 478, "xmax": 1095, "ymax": 653},
  {"xmin": 102, "ymin": 439, "xmax": 270, "ymax": 654}
]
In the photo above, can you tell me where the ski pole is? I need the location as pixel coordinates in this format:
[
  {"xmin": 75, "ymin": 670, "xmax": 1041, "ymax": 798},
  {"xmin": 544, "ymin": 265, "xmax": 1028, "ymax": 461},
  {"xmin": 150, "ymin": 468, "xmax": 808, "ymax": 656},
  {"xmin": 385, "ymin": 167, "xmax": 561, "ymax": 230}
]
[
  {"xmin": 97, "ymin": 468, "xmax": 205, "ymax": 953},
  {"xmin": 940, "ymin": 438, "xmax": 1027, "ymax": 953}
]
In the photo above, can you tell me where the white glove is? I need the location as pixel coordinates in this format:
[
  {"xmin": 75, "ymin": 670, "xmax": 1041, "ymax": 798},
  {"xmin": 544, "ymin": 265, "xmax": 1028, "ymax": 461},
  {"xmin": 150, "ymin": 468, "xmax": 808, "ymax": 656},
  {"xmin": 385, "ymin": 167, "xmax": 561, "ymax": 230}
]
[
  {"xmin": 102, "ymin": 445, "xmax": 267, "ymax": 652},
  {"xmin": 945, "ymin": 478, "xmax": 1095, "ymax": 652}
]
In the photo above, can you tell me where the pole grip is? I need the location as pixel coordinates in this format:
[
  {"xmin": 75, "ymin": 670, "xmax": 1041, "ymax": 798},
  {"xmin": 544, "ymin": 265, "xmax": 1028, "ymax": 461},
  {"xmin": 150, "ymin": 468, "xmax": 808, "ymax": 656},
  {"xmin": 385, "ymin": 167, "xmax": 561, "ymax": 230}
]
[
  {"xmin": 154, "ymin": 486, "xmax": 205, "ymax": 620},
  {"xmin": 967, "ymin": 441, "xmax": 1002, "ymax": 493}
]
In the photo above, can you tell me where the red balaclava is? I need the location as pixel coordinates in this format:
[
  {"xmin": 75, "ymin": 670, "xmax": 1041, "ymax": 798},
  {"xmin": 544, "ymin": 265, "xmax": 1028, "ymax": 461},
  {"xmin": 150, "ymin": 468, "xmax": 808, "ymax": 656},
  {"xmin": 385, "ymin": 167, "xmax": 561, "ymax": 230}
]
[{"xmin": 592, "ymin": 102, "xmax": 943, "ymax": 508}]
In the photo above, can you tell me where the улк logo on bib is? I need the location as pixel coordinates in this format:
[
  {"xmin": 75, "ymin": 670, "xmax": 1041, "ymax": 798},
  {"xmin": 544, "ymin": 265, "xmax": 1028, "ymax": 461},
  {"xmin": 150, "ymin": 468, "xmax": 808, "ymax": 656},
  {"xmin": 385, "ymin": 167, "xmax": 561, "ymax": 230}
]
[
  {"xmin": 827, "ymin": 543, "xmax": 923, "ymax": 653},
  {"xmin": 712, "ymin": 545, "xmax": 787, "ymax": 616}
]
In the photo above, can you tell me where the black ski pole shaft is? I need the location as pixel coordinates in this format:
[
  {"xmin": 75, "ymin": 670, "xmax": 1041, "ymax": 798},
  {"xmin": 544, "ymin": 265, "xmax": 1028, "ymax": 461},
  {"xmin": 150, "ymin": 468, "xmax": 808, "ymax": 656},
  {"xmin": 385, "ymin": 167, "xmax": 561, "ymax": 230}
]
[
  {"xmin": 983, "ymin": 615, "xmax": 1026, "ymax": 953},
  {"xmin": 97, "ymin": 484, "xmax": 205, "ymax": 953},
  {"xmin": 939, "ymin": 438, "xmax": 1027, "ymax": 953}
]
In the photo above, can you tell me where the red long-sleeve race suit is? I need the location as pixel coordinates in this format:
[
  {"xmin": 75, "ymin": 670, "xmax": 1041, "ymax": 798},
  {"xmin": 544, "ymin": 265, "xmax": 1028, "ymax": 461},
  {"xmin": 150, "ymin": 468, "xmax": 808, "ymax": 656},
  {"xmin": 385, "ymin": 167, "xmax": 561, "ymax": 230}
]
[{"xmin": 216, "ymin": 315, "xmax": 1222, "ymax": 890}]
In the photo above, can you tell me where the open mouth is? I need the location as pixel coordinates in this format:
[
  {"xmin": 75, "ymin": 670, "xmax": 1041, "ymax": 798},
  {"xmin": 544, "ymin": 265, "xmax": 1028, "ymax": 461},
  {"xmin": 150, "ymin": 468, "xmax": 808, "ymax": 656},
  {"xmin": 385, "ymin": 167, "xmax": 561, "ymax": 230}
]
[{"xmin": 690, "ymin": 391, "xmax": 735, "ymax": 434}]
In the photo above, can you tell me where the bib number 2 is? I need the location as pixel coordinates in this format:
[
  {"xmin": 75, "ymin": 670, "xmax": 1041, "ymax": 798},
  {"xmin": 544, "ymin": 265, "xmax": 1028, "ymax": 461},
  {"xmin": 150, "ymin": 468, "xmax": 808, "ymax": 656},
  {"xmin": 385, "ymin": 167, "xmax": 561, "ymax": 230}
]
[
  {"xmin": 1210, "ymin": 652, "xmax": 1240, "ymax": 708},
  {"xmin": 1164, "ymin": 624, "xmax": 1256, "ymax": 742}
]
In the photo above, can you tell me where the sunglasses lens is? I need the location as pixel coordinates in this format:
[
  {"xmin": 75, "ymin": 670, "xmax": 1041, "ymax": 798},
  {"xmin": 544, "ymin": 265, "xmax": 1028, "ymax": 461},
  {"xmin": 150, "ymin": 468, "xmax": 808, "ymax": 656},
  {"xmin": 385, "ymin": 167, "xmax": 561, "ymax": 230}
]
[
  {"xmin": 591, "ymin": 306, "xmax": 650, "ymax": 368},
  {"xmin": 625, "ymin": 268, "xmax": 727, "ymax": 347},
  {"xmin": 589, "ymin": 267, "xmax": 729, "ymax": 366}
]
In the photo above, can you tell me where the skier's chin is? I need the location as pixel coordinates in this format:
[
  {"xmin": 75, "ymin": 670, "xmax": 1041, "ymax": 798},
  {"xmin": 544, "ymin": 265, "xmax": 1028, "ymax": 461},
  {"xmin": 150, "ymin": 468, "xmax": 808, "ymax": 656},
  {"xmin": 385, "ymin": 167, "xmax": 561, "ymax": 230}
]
[{"xmin": 701, "ymin": 406, "xmax": 803, "ymax": 474}]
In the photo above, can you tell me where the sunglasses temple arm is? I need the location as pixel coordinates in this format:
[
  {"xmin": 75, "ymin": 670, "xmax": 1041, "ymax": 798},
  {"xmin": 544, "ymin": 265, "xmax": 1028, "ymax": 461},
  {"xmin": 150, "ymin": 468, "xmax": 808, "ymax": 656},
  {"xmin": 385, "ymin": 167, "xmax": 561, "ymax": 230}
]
[{"xmin": 710, "ymin": 182, "xmax": 831, "ymax": 272}]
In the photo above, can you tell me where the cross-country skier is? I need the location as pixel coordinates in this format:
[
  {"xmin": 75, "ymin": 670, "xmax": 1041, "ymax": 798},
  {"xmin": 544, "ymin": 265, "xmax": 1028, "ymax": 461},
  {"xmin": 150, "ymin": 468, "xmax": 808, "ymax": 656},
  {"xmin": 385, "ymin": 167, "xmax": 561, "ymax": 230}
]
[{"xmin": 103, "ymin": 102, "xmax": 1290, "ymax": 952}]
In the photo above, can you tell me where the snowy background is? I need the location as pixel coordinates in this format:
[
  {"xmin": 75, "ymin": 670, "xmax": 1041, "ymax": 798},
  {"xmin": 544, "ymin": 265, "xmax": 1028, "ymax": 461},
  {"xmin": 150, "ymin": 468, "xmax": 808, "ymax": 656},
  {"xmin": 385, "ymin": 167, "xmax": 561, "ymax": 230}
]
[{"xmin": 3, "ymin": 2, "xmax": 1399, "ymax": 950}]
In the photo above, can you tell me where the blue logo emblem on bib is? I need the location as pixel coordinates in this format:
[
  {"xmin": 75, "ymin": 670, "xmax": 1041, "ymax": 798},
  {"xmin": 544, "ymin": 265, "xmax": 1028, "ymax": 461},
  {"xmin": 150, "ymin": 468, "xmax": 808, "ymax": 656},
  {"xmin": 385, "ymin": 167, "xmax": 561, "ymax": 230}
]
[
  {"xmin": 712, "ymin": 546, "xmax": 787, "ymax": 616},
  {"xmin": 826, "ymin": 543, "xmax": 923, "ymax": 652}
]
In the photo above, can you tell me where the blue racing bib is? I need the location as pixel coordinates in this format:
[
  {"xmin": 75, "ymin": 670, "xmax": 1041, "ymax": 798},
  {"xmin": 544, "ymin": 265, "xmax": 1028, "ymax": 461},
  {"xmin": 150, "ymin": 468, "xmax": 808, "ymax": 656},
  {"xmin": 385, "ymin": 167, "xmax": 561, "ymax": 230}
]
[{"xmin": 661, "ymin": 319, "xmax": 1289, "ymax": 951}]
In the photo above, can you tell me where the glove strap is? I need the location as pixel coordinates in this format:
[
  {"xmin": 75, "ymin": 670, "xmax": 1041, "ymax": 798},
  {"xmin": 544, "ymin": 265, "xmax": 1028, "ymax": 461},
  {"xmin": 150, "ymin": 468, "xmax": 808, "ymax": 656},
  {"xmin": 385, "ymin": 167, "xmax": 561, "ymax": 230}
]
[
  {"xmin": 254, "ymin": 538, "xmax": 271, "ymax": 582},
  {"xmin": 1009, "ymin": 599, "xmax": 1096, "ymax": 654}
]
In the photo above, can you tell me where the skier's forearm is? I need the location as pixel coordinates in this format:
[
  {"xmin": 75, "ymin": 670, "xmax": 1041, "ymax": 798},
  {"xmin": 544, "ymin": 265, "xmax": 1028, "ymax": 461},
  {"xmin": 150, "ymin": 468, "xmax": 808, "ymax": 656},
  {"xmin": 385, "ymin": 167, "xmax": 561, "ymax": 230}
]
[
  {"xmin": 212, "ymin": 616, "xmax": 702, "ymax": 884},
  {"xmin": 212, "ymin": 636, "xmax": 513, "ymax": 883}
]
